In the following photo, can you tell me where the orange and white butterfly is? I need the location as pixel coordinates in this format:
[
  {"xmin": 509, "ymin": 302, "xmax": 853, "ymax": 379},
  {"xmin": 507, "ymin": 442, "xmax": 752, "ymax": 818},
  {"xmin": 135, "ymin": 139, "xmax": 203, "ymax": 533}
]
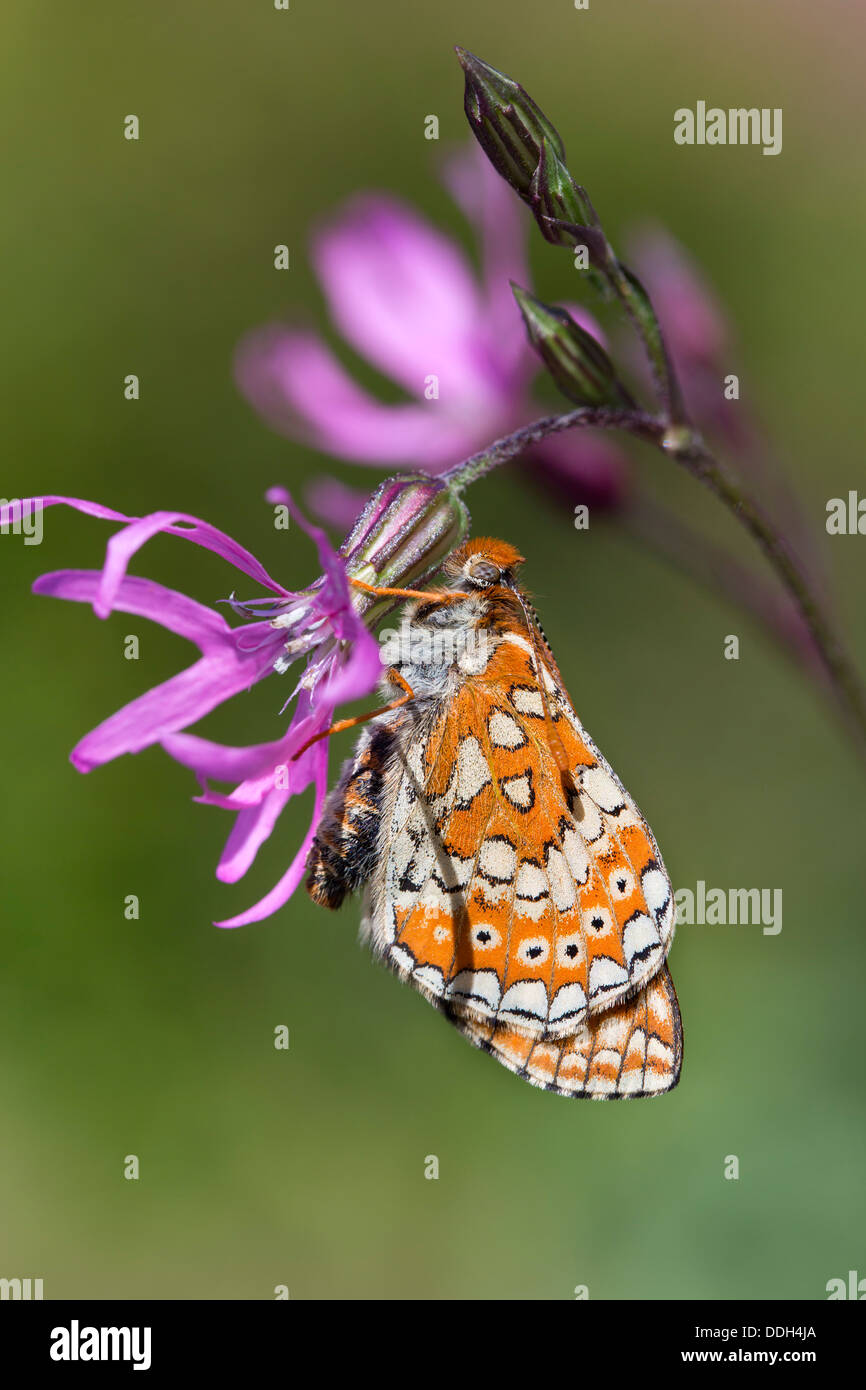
[{"xmin": 305, "ymin": 537, "xmax": 682, "ymax": 1098}]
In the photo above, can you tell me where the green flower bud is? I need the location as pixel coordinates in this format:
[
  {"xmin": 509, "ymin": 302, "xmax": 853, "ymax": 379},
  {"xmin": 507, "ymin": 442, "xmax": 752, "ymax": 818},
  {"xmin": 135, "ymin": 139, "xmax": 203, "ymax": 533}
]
[
  {"xmin": 456, "ymin": 47, "xmax": 566, "ymax": 200},
  {"xmin": 512, "ymin": 284, "xmax": 633, "ymax": 408}
]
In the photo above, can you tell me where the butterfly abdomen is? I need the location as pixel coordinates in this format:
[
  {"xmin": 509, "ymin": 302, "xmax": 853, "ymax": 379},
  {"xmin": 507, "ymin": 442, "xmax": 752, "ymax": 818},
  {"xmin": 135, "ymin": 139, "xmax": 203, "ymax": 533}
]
[{"xmin": 305, "ymin": 724, "xmax": 393, "ymax": 909}]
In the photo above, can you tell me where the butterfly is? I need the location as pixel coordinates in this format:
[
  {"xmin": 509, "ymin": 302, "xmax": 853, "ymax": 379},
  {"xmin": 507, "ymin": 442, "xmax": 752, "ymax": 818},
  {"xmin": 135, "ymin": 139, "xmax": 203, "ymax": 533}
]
[{"xmin": 304, "ymin": 537, "xmax": 682, "ymax": 1098}]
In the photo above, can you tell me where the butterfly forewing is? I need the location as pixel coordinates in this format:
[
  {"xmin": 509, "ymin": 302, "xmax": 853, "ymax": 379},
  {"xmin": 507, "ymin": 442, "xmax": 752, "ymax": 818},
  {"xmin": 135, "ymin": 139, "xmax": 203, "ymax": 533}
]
[
  {"xmin": 309, "ymin": 536, "xmax": 683, "ymax": 1100},
  {"xmin": 367, "ymin": 631, "xmax": 675, "ymax": 1038}
]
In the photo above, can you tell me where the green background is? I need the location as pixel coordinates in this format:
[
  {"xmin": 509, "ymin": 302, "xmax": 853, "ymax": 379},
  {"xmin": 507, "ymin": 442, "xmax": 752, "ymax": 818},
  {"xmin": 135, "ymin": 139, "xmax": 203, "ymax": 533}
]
[{"xmin": 2, "ymin": 0, "xmax": 864, "ymax": 1299}]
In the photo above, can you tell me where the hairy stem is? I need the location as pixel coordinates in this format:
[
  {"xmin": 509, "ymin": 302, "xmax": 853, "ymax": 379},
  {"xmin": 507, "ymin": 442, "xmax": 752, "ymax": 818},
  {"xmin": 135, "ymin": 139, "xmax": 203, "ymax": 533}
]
[
  {"xmin": 443, "ymin": 406, "xmax": 664, "ymax": 490},
  {"xmin": 608, "ymin": 262, "xmax": 685, "ymax": 423}
]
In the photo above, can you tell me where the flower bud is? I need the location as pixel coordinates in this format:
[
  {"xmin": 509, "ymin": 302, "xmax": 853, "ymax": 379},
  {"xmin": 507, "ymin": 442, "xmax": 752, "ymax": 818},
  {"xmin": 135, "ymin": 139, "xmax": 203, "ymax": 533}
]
[
  {"xmin": 341, "ymin": 474, "xmax": 470, "ymax": 618},
  {"xmin": 456, "ymin": 47, "xmax": 566, "ymax": 200},
  {"xmin": 529, "ymin": 140, "xmax": 606, "ymax": 264},
  {"xmin": 512, "ymin": 285, "xmax": 633, "ymax": 408}
]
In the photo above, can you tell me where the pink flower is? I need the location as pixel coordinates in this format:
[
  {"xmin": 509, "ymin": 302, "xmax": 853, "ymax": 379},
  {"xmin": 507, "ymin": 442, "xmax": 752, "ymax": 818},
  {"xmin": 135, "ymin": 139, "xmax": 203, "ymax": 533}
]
[
  {"xmin": 14, "ymin": 494, "xmax": 382, "ymax": 928},
  {"xmin": 235, "ymin": 146, "xmax": 628, "ymax": 518}
]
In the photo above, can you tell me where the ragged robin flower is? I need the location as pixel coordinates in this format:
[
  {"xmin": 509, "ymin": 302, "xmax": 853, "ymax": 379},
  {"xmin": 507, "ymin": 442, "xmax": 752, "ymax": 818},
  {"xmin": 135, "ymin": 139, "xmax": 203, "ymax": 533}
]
[{"xmin": 7, "ymin": 477, "xmax": 467, "ymax": 926}]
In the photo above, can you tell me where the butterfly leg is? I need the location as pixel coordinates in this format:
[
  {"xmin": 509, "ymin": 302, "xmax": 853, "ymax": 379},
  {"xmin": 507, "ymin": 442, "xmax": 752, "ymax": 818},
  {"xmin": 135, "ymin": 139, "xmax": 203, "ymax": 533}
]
[
  {"xmin": 292, "ymin": 668, "xmax": 416, "ymax": 761},
  {"xmin": 350, "ymin": 578, "xmax": 470, "ymax": 603}
]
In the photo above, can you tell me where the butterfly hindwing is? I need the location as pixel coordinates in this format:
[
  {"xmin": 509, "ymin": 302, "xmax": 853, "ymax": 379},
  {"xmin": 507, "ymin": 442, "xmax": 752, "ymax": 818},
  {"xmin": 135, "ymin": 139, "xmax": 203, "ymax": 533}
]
[{"xmin": 450, "ymin": 963, "xmax": 683, "ymax": 1100}]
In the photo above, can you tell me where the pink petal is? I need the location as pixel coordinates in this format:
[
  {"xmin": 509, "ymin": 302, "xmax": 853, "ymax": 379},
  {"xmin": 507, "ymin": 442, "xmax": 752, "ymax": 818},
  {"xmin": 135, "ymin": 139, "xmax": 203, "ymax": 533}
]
[
  {"xmin": 262, "ymin": 489, "xmax": 382, "ymax": 679},
  {"xmin": 237, "ymin": 329, "xmax": 498, "ymax": 468},
  {"xmin": 313, "ymin": 194, "xmax": 494, "ymax": 400},
  {"xmin": 70, "ymin": 645, "xmax": 279, "ymax": 771},
  {"xmin": 97, "ymin": 511, "xmax": 289, "ymax": 618},
  {"xmin": 264, "ymin": 486, "xmax": 349, "ymax": 601},
  {"xmin": 215, "ymin": 741, "xmax": 329, "ymax": 927},
  {"xmin": 1, "ymin": 496, "xmax": 134, "ymax": 528},
  {"xmin": 304, "ymin": 476, "xmax": 369, "ymax": 532},
  {"xmin": 166, "ymin": 688, "xmax": 340, "ymax": 885},
  {"xmin": 160, "ymin": 729, "xmax": 290, "ymax": 784},
  {"xmin": 34, "ymin": 569, "xmax": 284, "ymax": 770},
  {"xmin": 529, "ymin": 433, "xmax": 630, "ymax": 509},
  {"xmin": 12, "ymin": 496, "xmax": 289, "ymax": 616},
  {"xmin": 441, "ymin": 143, "xmax": 532, "ymax": 385},
  {"xmin": 215, "ymin": 786, "xmax": 292, "ymax": 884},
  {"xmin": 33, "ymin": 570, "xmax": 230, "ymax": 647},
  {"xmin": 319, "ymin": 629, "xmax": 382, "ymax": 708},
  {"xmin": 210, "ymin": 703, "xmax": 333, "ymax": 880},
  {"xmin": 205, "ymin": 710, "xmax": 324, "ymax": 813},
  {"xmin": 626, "ymin": 223, "xmax": 729, "ymax": 365}
]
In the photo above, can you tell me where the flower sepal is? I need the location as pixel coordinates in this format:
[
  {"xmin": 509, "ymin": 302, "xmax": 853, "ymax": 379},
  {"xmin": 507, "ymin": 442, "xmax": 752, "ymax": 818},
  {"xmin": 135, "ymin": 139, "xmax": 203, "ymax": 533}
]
[{"xmin": 340, "ymin": 473, "xmax": 470, "ymax": 620}]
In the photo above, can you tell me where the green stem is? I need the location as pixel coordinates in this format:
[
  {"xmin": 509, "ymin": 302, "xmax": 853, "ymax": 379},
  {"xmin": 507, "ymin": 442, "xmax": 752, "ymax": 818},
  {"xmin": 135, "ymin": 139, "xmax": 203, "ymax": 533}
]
[
  {"xmin": 444, "ymin": 410, "xmax": 866, "ymax": 754},
  {"xmin": 608, "ymin": 261, "xmax": 685, "ymax": 423}
]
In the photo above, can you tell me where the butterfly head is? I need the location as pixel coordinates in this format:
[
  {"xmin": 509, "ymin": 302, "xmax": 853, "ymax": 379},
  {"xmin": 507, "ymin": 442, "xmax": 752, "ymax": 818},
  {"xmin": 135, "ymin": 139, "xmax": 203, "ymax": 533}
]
[{"xmin": 444, "ymin": 537, "xmax": 526, "ymax": 592}]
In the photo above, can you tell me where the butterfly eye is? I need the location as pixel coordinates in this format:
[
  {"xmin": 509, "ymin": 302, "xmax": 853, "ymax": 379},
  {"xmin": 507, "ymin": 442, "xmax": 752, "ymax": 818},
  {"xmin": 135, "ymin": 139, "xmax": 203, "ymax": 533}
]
[{"xmin": 466, "ymin": 558, "xmax": 501, "ymax": 587}]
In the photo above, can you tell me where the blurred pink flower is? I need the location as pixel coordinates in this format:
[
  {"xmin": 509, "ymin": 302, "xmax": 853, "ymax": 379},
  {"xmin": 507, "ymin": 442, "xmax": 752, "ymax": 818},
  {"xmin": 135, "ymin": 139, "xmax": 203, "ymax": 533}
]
[
  {"xmin": 235, "ymin": 146, "xmax": 628, "ymax": 521},
  {"xmin": 625, "ymin": 223, "xmax": 746, "ymax": 447}
]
